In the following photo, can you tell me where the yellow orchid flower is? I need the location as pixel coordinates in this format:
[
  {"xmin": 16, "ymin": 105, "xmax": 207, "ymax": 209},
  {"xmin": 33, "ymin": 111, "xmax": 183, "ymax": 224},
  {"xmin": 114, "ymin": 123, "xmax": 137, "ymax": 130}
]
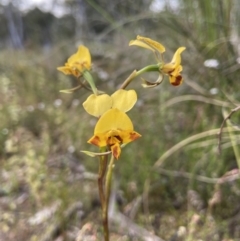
[
  {"xmin": 161, "ymin": 47, "xmax": 185, "ymax": 86},
  {"xmin": 83, "ymin": 89, "xmax": 137, "ymax": 117},
  {"xmin": 57, "ymin": 45, "xmax": 91, "ymax": 77},
  {"xmin": 88, "ymin": 108, "xmax": 141, "ymax": 159},
  {"xmin": 129, "ymin": 35, "xmax": 185, "ymax": 86}
]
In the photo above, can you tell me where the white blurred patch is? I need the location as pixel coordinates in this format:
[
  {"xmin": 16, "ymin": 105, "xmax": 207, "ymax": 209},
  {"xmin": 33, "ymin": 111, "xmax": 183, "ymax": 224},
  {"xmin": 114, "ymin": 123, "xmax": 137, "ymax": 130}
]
[
  {"xmin": 38, "ymin": 102, "xmax": 45, "ymax": 110},
  {"xmin": 68, "ymin": 145, "xmax": 75, "ymax": 153},
  {"xmin": 136, "ymin": 99, "xmax": 144, "ymax": 107},
  {"xmin": 150, "ymin": 0, "xmax": 179, "ymax": 12},
  {"xmin": 54, "ymin": 99, "xmax": 62, "ymax": 107},
  {"xmin": 27, "ymin": 105, "xmax": 35, "ymax": 112},
  {"xmin": 204, "ymin": 59, "xmax": 219, "ymax": 68},
  {"xmin": 98, "ymin": 69, "xmax": 109, "ymax": 81},
  {"xmin": 209, "ymin": 88, "xmax": 218, "ymax": 95},
  {"xmin": 72, "ymin": 99, "xmax": 80, "ymax": 107}
]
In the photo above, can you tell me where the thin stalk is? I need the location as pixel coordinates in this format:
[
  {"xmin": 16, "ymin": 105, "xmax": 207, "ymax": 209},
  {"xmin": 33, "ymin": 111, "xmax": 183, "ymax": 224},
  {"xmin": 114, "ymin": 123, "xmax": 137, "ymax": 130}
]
[
  {"xmin": 102, "ymin": 154, "xmax": 115, "ymax": 241},
  {"xmin": 223, "ymin": 108, "xmax": 240, "ymax": 168},
  {"xmin": 154, "ymin": 127, "xmax": 232, "ymax": 168},
  {"xmin": 98, "ymin": 153, "xmax": 108, "ymax": 209},
  {"xmin": 119, "ymin": 64, "xmax": 159, "ymax": 89},
  {"xmin": 136, "ymin": 64, "xmax": 160, "ymax": 75}
]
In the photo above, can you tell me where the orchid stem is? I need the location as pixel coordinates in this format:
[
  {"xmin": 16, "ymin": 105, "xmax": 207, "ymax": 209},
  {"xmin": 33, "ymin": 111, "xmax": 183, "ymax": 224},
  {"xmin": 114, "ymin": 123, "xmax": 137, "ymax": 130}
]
[
  {"xmin": 136, "ymin": 64, "xmax": 160, "ymax": 76},
  {"xmin": 102, "ymin": 154, "xmax": 115, "ymax": 241},
  {"xmin": 98, "ymin": 153, "xmax": 108, "ymax": 209},
  {"xmin": 120, "ymin": 64, "xmax": 159, "ymax": 89}
]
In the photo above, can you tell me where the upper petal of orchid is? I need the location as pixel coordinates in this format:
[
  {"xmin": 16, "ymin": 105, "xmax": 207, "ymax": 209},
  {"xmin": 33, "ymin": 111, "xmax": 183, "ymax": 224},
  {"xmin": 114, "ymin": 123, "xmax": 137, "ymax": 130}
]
[
  {"xmin": 68, "ymin": 45, "xmax": 91, "ymax": 70},
  {"xmin": 94, "ymin": 108, "xmax": 134, "ymax": 134},
  {"xmin": 170, "ymin": 47, "xmax": 186, "ymax": 67},
  {"xmin": 83, "ymin": 94, "xmax": 113, "ymax": 117},
  {"xmin": 111, "ymin": 89, "xmax": 137, "ymax": 113},
  {"xmin": 129, "ymin": 35, "xmax": 165, "ymax": 54}
]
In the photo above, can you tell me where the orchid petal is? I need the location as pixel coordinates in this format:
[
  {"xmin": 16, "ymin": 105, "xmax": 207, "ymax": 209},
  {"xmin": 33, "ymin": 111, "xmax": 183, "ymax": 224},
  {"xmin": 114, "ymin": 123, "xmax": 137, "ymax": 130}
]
[
  {"xmin": 111, "ymin": 89, "xmax": 137, "ymax": 112},
  {"xmin": 129, "ymin": 35, "xmax": 165, "ymax": 54},
  {"xmin": 83, "ymin": 94, "xmax": 113, "ymax": 117},
  {"xmin": 88, "ymin": 132, "xmax": 108, "ymax": 147},
  {"xmin": 171, "ymin": 47, "xmax": 186, "ymax": 66},
  {"xmin": 94, "ymin": 109, "xmax": 133, "ymax": 134},
  {"xmin": 68, "ymin": 45, "xmax": 91, "ymax": 70},
  {"xmin": 120, "ymin": 130, "xmax": 141, "ymax": 143},
  {"xmin": 129, "ymin": 39, "xmax": 157, "ymax": 51}
]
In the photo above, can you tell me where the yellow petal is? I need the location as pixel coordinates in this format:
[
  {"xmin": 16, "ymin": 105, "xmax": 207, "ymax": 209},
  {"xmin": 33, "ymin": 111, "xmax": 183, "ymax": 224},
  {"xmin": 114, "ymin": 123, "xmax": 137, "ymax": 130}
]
[
  {"xmin": 57, "ymin": 65, "xmax": 80, "ymax": 77},
  {"xmin": 94, "ymin": 109, "xmax": 133, "ymax": 134},
  {"xmin": 67, "ymin": 45, "xmax": 91, "ymax": 72},
  {"xmin": 111, "ymin": 89, "xmax": 137, "ymax": 112},
  {"xmin": 129, "ymin": 35, "xmax": 165, "ymax": 53},
  {"xmin": 88, "ymin": 132, "xmax": 108, "ymax": 147},
  {"xmin": 68, "ymin": 46, "xmax": 90, "ymax": 63},
  {"xmin": 129, "ymin": 39, "xmax": 156, "ymax": 51},
  {"xmin": 161, "ymin": 63, "xmax": 175, "ymax": 74},
  {"xmin": 57, "ymin": 66, "xmax": 73, "ymax": 75},
  {"xmin": 83, "ymin": 94, "xmax": 113, "ymax": 117},
  {"xmin": 171, "ymin": 65, "xmax": 183, "ymax": 76},
  {"xmin": 120, "ymin": 130, "xmax": 141, "ymax": 144},
  {"xmin": 170, "ymin": 47, "xmax": 186, "ymax": 66}
]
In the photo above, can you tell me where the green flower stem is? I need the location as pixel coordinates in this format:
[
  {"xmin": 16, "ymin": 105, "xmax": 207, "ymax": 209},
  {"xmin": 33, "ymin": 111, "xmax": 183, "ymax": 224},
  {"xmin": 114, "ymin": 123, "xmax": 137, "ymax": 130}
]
[
  {"xmin": 136, "ymin": 64, "xmax": 160, "ymax": 76},
  {"xmin": 102, "ymin": 154, "xmax": 115, "ymax": 241},
  {"xmin": 119, "ymin": 64, "xmax": 160, "ymax": 89},
  {"xmin": 83, "ymin": 71, "xmax": 98, "ymax": 95},
  {"xmin": 98, "ymin": 152, "xmax": 108, "ymax": 209}
]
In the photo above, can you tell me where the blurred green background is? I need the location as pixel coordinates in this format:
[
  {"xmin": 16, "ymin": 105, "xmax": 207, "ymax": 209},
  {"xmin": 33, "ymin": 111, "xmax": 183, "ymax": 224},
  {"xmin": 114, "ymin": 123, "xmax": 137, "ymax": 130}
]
[{"xmin": 1, "ymin": 0, "xmax": 240, "ymax": 240}]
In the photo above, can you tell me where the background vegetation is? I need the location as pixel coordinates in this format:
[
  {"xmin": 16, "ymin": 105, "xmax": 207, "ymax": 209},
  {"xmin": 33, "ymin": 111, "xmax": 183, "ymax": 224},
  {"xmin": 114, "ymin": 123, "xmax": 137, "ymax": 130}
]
[{"xmin": 1, "ymin": 0, "xmax": 240, "ymax": 240}]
